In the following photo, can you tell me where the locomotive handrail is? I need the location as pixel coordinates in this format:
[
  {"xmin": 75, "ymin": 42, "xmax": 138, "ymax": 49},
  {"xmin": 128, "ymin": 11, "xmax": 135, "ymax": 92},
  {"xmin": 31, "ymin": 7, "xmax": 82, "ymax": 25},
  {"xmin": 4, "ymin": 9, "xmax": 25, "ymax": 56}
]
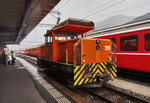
[
  {"xmin": 111, "ymin": 41, "xmax": 117, "ymax": 63},
  {"xmin": 73, "ymin": 39, "xmax": 81, "ymax": 67}
]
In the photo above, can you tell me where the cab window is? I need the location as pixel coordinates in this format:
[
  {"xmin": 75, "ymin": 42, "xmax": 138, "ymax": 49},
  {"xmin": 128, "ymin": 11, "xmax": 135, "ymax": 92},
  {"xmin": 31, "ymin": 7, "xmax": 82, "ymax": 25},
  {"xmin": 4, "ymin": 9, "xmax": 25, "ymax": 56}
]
[
  {"xmin": 55, "ymin": 34, "xmax": 81, "ymax": 40},
  {"xmin": 120, "ymin": 35, "xmax": 138, "ymax": 51}
]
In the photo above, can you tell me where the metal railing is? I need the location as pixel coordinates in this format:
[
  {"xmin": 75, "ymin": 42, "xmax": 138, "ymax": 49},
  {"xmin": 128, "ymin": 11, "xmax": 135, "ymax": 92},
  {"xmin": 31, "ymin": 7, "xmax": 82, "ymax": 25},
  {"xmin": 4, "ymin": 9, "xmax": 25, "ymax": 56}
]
[{"xmin": 73, "ymin": 40, "xmax": 81, "ymax": 67}]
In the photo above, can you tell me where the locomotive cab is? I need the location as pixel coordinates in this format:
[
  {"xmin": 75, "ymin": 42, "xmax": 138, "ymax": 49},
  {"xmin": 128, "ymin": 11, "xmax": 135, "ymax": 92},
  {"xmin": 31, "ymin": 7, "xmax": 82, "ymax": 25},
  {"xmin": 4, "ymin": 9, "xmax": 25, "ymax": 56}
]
[{"xmin": 37, "ymin": 18, "xmax": 117, "ymax": 87}]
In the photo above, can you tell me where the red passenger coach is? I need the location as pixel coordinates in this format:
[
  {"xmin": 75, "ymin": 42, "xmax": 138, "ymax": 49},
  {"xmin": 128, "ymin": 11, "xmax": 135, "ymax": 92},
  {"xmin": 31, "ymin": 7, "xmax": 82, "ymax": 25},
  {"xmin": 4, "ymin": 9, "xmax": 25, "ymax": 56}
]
[
  {"xmin": 24, "ymin": 47, "xmax": 40, "ymax": 57},
  {"xmin": 93, "ymin": 28, "xmax": 150, "ymax": 73}
]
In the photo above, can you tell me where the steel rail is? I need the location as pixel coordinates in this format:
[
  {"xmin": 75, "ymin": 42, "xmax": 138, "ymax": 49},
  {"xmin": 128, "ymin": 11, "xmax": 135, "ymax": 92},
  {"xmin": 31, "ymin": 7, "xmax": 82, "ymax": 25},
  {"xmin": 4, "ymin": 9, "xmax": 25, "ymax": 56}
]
[
  {"xmin": 18, "ymin": 54, "xmax": 149, "ymax": 103},
  {"xmin": 85, "ymin": 89, "xmax": 114, "ymax": 103},
  {"xmin": 85, "ymin": 85, "xmax": 149, "ymax": 103},
  {"xmin": 18, "ymin": 54, "xmax": 87, "ymax": 103},
  {"xmin": 104, "ymin": 84, "xmax": 149, "ymax": 103}
]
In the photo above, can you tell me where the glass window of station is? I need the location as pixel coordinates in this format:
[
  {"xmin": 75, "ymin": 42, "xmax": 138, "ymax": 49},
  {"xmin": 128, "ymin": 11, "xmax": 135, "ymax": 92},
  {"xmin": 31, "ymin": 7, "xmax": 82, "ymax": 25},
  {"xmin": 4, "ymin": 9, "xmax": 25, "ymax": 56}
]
[
  {"xmin": 145, "ymin": 33, "xmax": 150, "ymax": 51},
  {"xmin": 120, "ymin": 35, "xmax": 138, "ymax": 51}
]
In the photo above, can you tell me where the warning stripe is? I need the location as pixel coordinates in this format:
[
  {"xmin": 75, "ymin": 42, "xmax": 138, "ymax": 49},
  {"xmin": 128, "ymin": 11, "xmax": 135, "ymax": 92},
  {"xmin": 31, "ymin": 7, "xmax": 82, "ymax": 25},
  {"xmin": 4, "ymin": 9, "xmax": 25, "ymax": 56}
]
[
  {"xmin": 104, "ymin": 62, "xmax": 115, "ymax": 76},
  {"xmin": 86, "ymin": 64, "xmax": 98, "ymax": 83},
  {"xmin": 89, "ymin": 67, "xmax": 98, "ymax": 83},
  {"xmin": 74, "ymin": 70, "xmax": 85, "ymax": 86},
  {"xmin": 113, "ymin": 63, "xmax": 117, "ymax": 67},
  {"xmin": 83, "ymin": 63, "xmax": 97, "ymax": 84},
  {"xmin": 101, "ymin": 62, "xmax": 106, "ymax": 69},
  {"xmin": 100, "ymin": 63, "xmax": 114, "ymax": 78},
  {"xmin": 74, "ymin": 66, "xmax": 80, "ymax": 74},
  {"xmin": 92, "ymin": 66, "xmax": 104, "ymax": 83},
  {"xmin": 84, "ymin": 77, "xmax": 89, "ymax": 84},
  {"xmin": 76, "ymin": 64, "xmax": 94, "ymax": 86},
  {"xmin": 98, "ymin": 64, "xmax": 104, "ymax": 73},
  {"xmin": 89, "ymin": 63, "xmax": 96, "ymax": 73},
  {"xmin": 97, "ymin": 66, "xmax": 103, "ymax": 75},
  {"xmin": 78, "ymin": 77, "xmax": 85, "ymax": 85},
  {"xmin": 104, "ymin": 62, "xmax": 117, "ymax": 74},
  {"xmin": 92, "ymin": 68, "xmax": 102, "ymax": 82},
  {"xmin": 74, "ymin": 64, "xmax": 86, "ymax": 80},
  {"xmin": 103, "ymin": 63, "xmax": 117, "ymax": 78},
  {"xmin": 88, "ymin": 64, "xmax": 104, "ymax": 83},
  {"xmin": 74, "ymin": 64, "xmax": 95, "ymax": 86},
  {"xmin": 74, "ymin": 62, "xmax": 117, "ymax": 86},
  {"xmin": 112, "ymin": 65, "xmax": 117, "ymax": 73}
]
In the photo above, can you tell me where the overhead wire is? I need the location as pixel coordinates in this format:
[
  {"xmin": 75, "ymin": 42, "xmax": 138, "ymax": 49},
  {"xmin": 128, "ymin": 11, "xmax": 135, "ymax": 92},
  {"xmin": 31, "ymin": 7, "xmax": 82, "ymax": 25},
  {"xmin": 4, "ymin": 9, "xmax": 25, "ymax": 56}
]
[
  {"xmin": 53, "ymin": 0, "xmax": 65, "ymax": 10},
  {"xmin": 19, "ymin": 0, "xmax": 150, "ymax": 48},
  {"xmin": 63, "ymin": 0, "xmax": 93, "ymax": 16},
  {"xmin": 57, "ymin": 0, "xmax": 72, "ymax": 10},
  {"xmin": 82, "ymin": 0, "xmax": 126, "ymax": 19},
  {"xmin": 87, "ymin": 0, "xmax": 114, "ymax": 15},
  {"xmin": 62, "ymin": 0, "xmax": 114, "ymax": 18},
  {"xmin": 95, "ymin": 0, "xmax": 150, "ymax": 20}
]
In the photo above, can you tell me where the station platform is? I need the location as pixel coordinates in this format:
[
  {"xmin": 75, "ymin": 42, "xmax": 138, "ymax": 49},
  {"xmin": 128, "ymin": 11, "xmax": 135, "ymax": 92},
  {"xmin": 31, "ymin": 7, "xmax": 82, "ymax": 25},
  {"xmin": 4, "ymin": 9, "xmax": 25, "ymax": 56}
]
[{"xmin": 0, "ymin": 58, "xmax": 75, "ymax": 103}]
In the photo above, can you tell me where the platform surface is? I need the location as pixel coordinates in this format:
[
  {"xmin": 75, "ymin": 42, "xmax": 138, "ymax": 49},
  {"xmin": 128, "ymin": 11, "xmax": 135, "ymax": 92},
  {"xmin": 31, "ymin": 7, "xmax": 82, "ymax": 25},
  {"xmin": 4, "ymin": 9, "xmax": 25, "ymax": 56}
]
[
  {"xmin": 0, "ymin": 61, "xmax": 46, "ymax": 103},
  {"xmin": 107, "ymin": 78, "xmax": 150, "ymax": 97}
]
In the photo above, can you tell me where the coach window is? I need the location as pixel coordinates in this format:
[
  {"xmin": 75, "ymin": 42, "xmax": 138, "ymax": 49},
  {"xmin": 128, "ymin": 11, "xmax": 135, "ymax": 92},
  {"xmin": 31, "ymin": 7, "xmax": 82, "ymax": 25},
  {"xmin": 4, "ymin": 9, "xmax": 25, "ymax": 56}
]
[
  {"xmin": 145, "ymin": 33, "xmax": 150, "ymax": 51},
  {"xmin": 120, "ymin": 35, "xmax": 138, "ymax": 51}
]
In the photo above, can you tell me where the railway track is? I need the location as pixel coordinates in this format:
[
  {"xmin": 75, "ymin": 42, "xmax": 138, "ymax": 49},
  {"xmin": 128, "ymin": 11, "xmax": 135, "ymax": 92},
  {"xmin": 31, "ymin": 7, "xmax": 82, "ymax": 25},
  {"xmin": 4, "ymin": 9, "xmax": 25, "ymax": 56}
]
[
  {"xmin": 18, "ymin": 54, "xmax": 87, "ymax": 103},
  {"xmin": 18, "ymin": 54, "xmax": 37, "ymax": 65},
  {"xmin": 18, "ymin": 54, "xmax": 150, "ymax": 103},
  {"xmin": 85, "ymin": 85, "xmax": 149, "ymax": 103}
]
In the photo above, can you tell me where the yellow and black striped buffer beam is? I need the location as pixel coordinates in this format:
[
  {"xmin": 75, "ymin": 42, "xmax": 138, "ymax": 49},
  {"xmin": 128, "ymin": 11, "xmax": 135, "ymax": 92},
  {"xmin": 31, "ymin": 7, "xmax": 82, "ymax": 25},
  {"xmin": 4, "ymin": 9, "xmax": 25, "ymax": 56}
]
[{"xmin": 74, "ymin": 62, "xmax": 117, "ymax": 86}]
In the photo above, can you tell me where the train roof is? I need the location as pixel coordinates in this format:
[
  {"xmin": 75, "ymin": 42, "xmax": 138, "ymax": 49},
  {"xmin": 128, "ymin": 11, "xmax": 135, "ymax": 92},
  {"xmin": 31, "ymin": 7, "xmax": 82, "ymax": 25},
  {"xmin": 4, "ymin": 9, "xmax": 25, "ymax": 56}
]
[
  {"xmin": 87, "ymin": 19, "xmax": 150, "ymax": 38},
  {"xmin": 45, "ymin": 18, "xmax": 94, "ymax": 36}
]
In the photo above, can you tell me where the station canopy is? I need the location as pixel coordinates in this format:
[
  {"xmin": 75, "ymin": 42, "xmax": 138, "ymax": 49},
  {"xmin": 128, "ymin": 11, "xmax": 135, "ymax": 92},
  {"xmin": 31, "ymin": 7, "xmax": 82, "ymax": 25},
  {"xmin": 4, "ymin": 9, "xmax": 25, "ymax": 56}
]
[
  {"xmin": 0, "ymin": 0, "xmax": 60, "ymax": 45},
  {"xmin": 45, "ymin": 18, "xmax": 94, "ymax": 36}
]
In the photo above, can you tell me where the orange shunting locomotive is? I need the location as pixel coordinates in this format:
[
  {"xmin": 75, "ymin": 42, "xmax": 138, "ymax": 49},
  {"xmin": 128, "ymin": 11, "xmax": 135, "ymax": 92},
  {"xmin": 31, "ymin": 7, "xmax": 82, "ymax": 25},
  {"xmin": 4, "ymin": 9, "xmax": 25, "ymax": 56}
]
[{"xmin": 37, "ymin": 18, "xmax": 117, "ymax": 87}]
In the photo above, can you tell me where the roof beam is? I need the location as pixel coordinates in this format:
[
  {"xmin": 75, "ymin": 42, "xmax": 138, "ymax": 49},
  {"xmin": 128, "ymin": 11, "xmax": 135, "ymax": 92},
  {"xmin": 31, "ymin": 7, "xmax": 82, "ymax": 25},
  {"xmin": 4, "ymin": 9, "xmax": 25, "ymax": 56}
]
[{"xmin": 0, "ymin": 26, "xmax": 16, "ymax": 32}]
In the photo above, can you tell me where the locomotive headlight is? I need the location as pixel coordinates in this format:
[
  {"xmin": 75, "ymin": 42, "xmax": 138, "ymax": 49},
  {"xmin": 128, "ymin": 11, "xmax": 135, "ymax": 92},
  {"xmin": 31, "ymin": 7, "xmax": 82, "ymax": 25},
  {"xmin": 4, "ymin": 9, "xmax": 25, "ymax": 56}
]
[
  {"xmin": 96, "ymin": 40, "xmax": 100, "ymax": 44},
  {"xmin": 109, "ymin": 57, "xmax": 112, "ymax": 61},
  {"xmin": 96, "ymin": 46, "xmax": 100, "ymax": 50},
  {"xmin": 83, "ymin": 58, "xmax": 86, "ymax": 63}
]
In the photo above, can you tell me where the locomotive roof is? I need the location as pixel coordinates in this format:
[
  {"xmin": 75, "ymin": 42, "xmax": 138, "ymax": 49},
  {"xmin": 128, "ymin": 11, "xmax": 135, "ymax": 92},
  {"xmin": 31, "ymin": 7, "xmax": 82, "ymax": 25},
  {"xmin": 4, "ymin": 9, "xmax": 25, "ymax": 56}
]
[{"xmin": 45, "ymin": 18, "xmax": 94, "ymax": 36}]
